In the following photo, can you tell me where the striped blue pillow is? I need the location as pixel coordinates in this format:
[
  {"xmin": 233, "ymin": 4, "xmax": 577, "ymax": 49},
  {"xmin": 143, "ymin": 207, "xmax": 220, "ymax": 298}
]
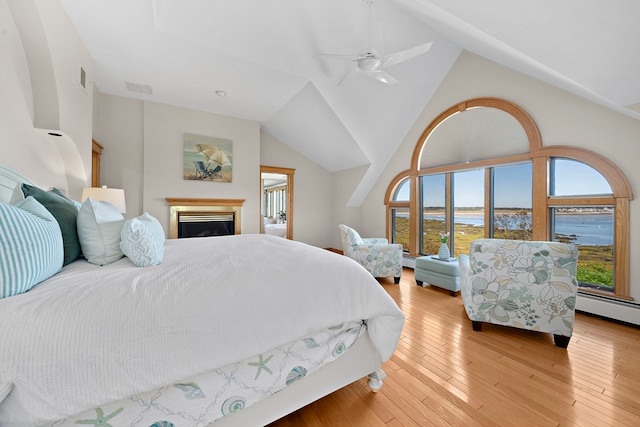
[{"xmin": 0, "ymin": 197, "xmax": 64, "ymax": 298}]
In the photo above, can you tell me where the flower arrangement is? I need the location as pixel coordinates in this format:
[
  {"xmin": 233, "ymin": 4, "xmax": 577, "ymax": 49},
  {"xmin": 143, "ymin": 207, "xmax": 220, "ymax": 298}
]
[
  {"xmin": 277, "ymin": 210, "xmax": 286, "ymax": 221},
  {"xmin": 439, "ymin": 231, "xmax": 449, "ymax": 243}
]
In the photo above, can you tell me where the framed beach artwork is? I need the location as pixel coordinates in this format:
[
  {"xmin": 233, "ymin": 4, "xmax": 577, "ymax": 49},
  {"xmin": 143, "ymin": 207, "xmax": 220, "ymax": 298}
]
[{"xmin": 183, "ymin": 133, "xmax": 233, "ymax": 182}]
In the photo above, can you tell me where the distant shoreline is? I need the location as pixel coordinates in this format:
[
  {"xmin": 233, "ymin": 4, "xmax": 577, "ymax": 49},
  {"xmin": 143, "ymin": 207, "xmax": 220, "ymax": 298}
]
[{"xmin": 421, "ymin": 210, "xmax": 611, "ymax": 216}]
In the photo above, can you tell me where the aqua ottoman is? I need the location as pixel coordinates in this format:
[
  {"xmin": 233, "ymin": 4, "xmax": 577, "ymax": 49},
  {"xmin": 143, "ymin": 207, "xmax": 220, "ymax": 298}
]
[{"xmin": 415, "ymin": 256, "xmax": 460, "ymax": 296}]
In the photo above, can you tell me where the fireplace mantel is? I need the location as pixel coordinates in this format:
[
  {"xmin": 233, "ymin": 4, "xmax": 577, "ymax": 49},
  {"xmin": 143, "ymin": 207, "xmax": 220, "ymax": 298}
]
[{"xmin": 166, "ymin": 198, "xmax": 245, "ymax": 239}]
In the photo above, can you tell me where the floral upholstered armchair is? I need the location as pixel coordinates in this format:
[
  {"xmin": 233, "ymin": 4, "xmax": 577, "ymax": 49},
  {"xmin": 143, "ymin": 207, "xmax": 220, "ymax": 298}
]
[
  {"xmin": 338, "ymin": 224, "xmax": 402, "ymax": 284},
  {"xmin": 459, "ymin": 239, "xmax": 579, "ymax": 348}
]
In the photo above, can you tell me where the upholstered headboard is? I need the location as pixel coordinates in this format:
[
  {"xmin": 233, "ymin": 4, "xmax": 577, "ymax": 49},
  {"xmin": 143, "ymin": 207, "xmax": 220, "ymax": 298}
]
[{"xmin": 0, "ymin": 165, "xmax": 35, "ymax": 204}]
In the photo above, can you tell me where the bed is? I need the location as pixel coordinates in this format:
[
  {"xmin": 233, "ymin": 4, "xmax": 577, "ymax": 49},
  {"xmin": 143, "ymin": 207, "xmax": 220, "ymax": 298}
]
[
  {"xmin": 264, "ymin": 222, "xmax": 287, "ymax": 238},
  {"xmin": 0, "ymin": 165, "xmax": 405, "ymax": 427}
]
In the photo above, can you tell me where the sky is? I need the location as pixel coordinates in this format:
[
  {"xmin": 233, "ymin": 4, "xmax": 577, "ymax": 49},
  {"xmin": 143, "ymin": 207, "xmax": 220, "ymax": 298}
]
[{"xmin": 395, "ymin": 159, "xmax": 612, "ymax": 207}]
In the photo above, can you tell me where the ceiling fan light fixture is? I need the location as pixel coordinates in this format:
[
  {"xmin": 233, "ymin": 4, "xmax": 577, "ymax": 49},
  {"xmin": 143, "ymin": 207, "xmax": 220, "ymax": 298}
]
[
  {"xmin": 315, "ymin": 0, "xmax": 432, "ymax": 86},
  {"xmin": 358, "ymin": 56, "xmax": 382, "ymax": 72}
]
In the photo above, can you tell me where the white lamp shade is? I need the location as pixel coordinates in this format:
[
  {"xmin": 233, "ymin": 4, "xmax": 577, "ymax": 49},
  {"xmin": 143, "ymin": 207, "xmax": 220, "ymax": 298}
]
[{"xmin": 81, "ymin": 186, "xmax": 126, "ymax": 213}]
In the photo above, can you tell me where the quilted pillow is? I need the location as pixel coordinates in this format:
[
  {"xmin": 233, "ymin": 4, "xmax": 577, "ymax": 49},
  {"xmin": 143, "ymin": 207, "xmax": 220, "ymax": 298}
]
[
  {"xmin": 21, "ymin": 183, "xmax": 81, "ymax": 265},
  {"xmin": 77, "ymin": 198, "xmax": 125, "ymax": 265},
  {"xmin": 0, "ymin": 197, "xmax": 63, "ymax": 298},
  {"xmin": 120, "ymin": 212, "xmax": 165, "ymax": 267}
]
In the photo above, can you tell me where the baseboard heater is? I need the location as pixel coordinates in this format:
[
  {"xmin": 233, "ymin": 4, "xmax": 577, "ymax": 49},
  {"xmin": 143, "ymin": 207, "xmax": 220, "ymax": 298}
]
[
  {"xmin": 576, "ymin": 292, "xmax": 640, "ymax": 326},
  {"xmin": 402, "ymin": 254, "xmax": 416, "ymax": 269}
]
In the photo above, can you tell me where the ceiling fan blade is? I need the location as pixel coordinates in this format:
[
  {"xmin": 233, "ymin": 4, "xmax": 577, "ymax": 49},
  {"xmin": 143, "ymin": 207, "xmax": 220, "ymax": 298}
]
[
  {"xmin": 382, "ymin": 41, "xmax": 433, "ymax": 68},
  {"xmin": 365, "ymin": 69, "xmax": 398, "ymax": 85},
  {"xmin": 315, "ymin": 53, "xmax": 361, "ymax": 61},
  {"xmin": 337, "ymin": 65, "xmax": 359, "ymax": 86}
]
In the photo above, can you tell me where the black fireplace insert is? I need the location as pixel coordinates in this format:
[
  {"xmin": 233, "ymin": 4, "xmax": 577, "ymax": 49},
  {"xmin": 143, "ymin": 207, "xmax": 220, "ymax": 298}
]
[{"xmin": 178, "ymin": 213, "xmax": 235, "ymax": 238}]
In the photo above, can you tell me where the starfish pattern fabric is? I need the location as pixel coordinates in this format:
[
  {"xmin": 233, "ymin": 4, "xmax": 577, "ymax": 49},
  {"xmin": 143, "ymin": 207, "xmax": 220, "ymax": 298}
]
[
  {"xmin": 248, "ymin": 354, "xmax": 273, "ymax": 380},
  {"xmin": 74, "ymin": 407, "xmax": 123, "ymax": 426}
]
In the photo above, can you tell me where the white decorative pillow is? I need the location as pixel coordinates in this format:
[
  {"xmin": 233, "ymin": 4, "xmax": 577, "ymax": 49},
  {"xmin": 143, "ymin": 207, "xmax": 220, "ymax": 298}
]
[
  {"xmin": 120, "ymin": 212, "xmax": 165, "ymax": 267},
  {"xmin": 0, "ymin": 197, "xmax": 64, "ymax": 298},
  {"xmin": 9, "ymin": 182, "xmax": 25, "ymax": 204},
  {"xmin": 77, "ymin": 198, "xmax": 125, "ymax": 265},
  {"xmin": 341, "ymin": 224, "xmax": 364, "ymax": 245}
]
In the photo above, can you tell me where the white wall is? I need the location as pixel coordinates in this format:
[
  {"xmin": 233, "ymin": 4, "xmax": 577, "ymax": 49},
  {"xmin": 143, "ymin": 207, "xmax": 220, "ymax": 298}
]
[
  {"xmin": 260, "ymin": 132, "xmax": 333, "ymax": 247},
  {"xmin": 93, "ymin": 94, "xmax": 260, "ymax": 234},
  {"xmin": 94, "ymin": 97, "xmax": 335, "ymax": 246},
  {"xmin": 142, "ymin": 102, "xmax": 261, "ymax": 235},
  {"xmin": 357, "ymin": 51, "xmax": 640, "ymax": 314},
  {"xmin": 331, "ymin": 165, "xmax": 370, "ymax": 243},
  {"xmin": 0, "ymin": 0, "xmax": 93, "ymax": 198},
  {"xmin": 93, "ymin": 93, "xmax": 144, "ymax": 219}
]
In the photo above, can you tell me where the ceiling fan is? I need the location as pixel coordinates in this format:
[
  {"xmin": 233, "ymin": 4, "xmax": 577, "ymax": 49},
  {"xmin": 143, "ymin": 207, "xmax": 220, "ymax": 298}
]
[{"xmin": 316, "ymin": 0, "xmax": 433, "ymax": 85}]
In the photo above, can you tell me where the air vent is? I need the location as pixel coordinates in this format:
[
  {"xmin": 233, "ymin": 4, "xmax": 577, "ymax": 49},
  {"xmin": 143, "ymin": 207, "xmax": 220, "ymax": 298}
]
[
  {"xmin": 80, "ymin": 66, "xmax": 86, "ymax": 89},
  {"xmin": 125, "ymin": 81, "xmax": 153, "ymax": 95}
]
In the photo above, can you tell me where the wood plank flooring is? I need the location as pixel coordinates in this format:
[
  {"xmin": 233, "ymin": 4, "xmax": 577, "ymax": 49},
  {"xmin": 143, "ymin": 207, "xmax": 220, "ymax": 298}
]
[{"xmin": 269, "ymin": 268, "xmax": 640, "ymax": 427}]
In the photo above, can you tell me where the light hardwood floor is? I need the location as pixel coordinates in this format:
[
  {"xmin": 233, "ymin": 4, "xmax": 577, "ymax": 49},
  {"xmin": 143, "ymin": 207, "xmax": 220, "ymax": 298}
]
[{"xmin": 269, "ymin": 268, "xmax": 640, "ymax": 427}]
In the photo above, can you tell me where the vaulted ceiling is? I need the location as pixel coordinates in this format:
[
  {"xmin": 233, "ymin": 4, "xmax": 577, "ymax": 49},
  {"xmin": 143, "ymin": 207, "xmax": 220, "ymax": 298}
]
[{"xmin": 59, "ymin": 0, "xmax": 640, "ymax": 205}]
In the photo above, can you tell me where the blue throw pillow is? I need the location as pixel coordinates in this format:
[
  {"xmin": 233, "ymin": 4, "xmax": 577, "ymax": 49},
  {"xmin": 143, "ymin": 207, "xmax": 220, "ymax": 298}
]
[
  {"xmin": 21, "ymin": 183, "xmax": 81, "ymax": 265},
  {"xmin": 0, "ymin": 197, "xmax": 64, "ymax": 298},
  {"xmin": 120, "ymin": 212, "xmax": 165, "ymax": 267}
]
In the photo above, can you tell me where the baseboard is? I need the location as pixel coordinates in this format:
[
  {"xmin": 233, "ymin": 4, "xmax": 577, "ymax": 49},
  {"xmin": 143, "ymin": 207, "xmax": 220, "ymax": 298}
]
[
  {"xmin": 577, "ymin": 293, "xmax": 640, "ymax": 326},
  {"xmin": 403, "ymin": 254, "xmax": 416, "ymax": 269}
]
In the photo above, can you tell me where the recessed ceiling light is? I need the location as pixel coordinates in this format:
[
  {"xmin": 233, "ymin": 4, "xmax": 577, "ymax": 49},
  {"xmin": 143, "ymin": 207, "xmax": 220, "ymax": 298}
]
[{"xmin": 215, "ymin": 90, "xmax": 227, "ymax": 97}]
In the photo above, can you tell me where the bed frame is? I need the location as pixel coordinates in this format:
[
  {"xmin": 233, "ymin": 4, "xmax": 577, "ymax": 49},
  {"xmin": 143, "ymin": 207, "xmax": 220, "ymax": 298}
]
[
  {"xmin": 213, "ymin": 334, "xmax": 385, "ymax": 426},
  {"xmin": 0, "ymin": 164, "xmax": 387, "ymax": 425}
]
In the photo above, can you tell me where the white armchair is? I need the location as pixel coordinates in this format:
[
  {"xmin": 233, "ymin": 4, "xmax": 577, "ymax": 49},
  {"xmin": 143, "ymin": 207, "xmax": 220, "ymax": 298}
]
[
  {"xmin": 459, "ymin": 239, "xmax": 579, "ymax": 348},
  {"xmin": 338, "ymin": 224, "xmax": 402, "ymax": 284}
]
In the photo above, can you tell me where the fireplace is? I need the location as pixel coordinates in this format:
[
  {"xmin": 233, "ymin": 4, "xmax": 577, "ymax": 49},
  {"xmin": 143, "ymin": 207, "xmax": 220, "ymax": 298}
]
[
  {"xmin": 178, "ymin": 213, "xmax": 234, "ymax": 238},
  {"xmin": 166, "ymin": 198, "xmax": 244, "ymax": 239}
]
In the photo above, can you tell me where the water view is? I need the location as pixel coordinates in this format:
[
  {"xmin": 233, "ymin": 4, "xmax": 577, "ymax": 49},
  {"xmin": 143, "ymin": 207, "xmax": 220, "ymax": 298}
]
[
  {"xmin": 421, "ymin": 213, "xmax": 614, "ymax": 246},
  {"xmin": 394, "ymin": 209, "xmax": 615, "ymax": 289}
]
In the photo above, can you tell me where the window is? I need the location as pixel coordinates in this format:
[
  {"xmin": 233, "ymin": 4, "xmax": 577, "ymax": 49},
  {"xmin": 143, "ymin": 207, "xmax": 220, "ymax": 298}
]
[
  {"xmin": 391, "ymin": 207, "xmax": 410, "ymax": 251},
  {"xmin": 549, "ymin": 158, "xmax": 615, "ymax": 292},
  {"xmin": 394, "ymin": 179, "xmax": 410, "ymax": 201},
  {"xmin": 420, "ymin": 174, "xmax": 446, "ymax": 255},
  {"xmin": 550, "ymin": 158, "xmax": 612, "ymax": 196},
  {"xmin": 390, "ymin": 178, "xmax": 410, "ymax": 251},
  {"xmin": 492, "ymin": 163, "xmax": 532, "ymax": 240},
  {"xmin": 417, "ymin": 166, "xmax": 531, "ymax": 258},
  {"xmin": 386, "ymin": 98, "xmax": 633, "ymax": 301},
  {"xmin": 453, "ymin": 169, "xmax": 484, "ymax": 257}
]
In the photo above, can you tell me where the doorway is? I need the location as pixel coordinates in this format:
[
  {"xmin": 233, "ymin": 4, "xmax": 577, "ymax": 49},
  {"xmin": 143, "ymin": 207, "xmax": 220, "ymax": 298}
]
[{"xmin": 260, "ymin": 166, "xmax": 294, "ymax": 239}]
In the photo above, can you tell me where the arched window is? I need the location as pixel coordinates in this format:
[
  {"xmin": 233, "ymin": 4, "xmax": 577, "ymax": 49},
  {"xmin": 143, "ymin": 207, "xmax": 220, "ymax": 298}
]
[
  {"xmin": 387, "ymin": 176, "xmax": 411, "ymax": 252},
  {"xmin": 386, "ymin": 98, "xmax": 633, "ymax": 300}
]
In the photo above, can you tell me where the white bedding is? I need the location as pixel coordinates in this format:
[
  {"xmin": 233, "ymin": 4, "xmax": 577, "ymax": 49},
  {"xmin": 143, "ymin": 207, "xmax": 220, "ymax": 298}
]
[
  {"xmin": 51, "ymin": 321, "xmax": 364, "ymax": 426},
  {"xmin": 0, "ymin": 234, "xmax": 404, "ymax": 426},
  {"xmin": 264, "ymin": 223, "xmax": 287, "ymax": 237}
]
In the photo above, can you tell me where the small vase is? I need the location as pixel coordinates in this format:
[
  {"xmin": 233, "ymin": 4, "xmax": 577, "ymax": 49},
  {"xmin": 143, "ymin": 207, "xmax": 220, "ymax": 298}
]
[{"xmin": 438, "ymin": 242, "xmax": 450, "ymax": 260}]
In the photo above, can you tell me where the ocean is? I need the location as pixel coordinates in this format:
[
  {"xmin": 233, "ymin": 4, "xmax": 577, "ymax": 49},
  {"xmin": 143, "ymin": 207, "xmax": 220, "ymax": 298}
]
[{"xmin": 420, "ymin": 213, "xmax": 614, "ymax": 246}]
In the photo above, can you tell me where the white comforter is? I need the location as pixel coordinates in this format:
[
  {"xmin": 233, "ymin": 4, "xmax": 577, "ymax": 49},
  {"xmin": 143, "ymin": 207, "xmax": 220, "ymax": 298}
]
[{"xmin": 0, "ymin": 234, "xmax": 404, "ymax": 426}]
